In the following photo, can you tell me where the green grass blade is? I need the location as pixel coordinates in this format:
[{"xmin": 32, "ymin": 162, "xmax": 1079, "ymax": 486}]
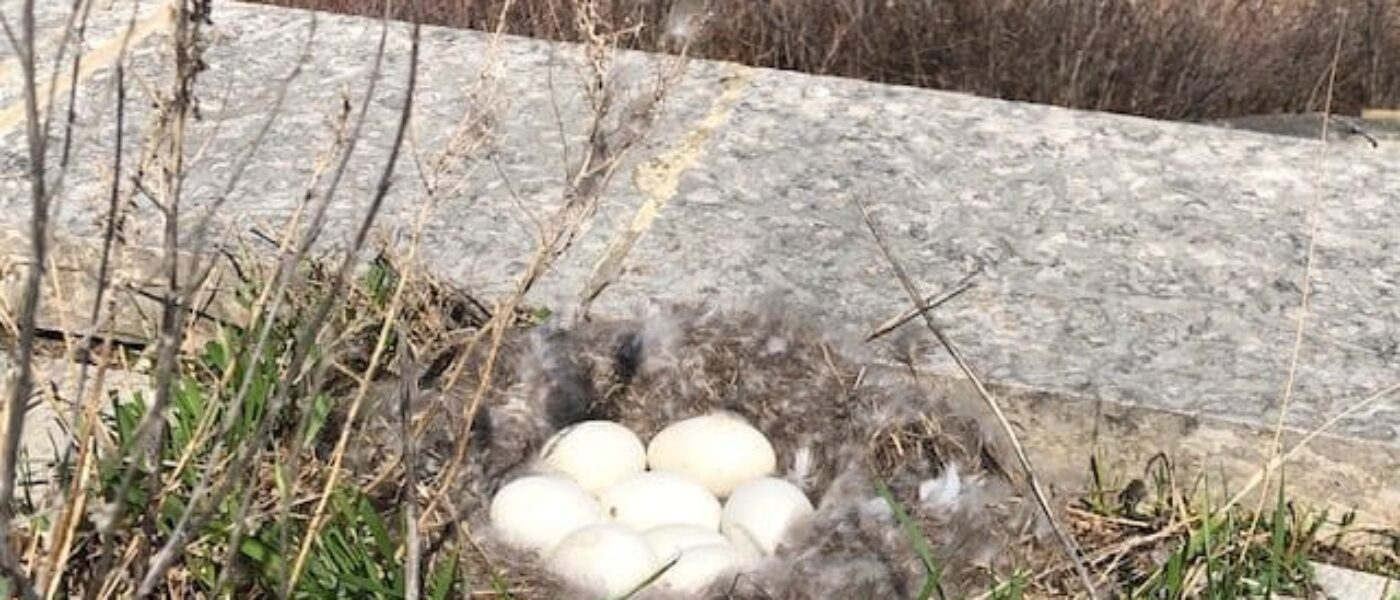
[
  {"xmin": 426, "ymin": 550, "xmax": 458, "ymax": 600},
  {"xmin": 874, "ymin": 478, "xmax": 944, "ymax": 600},
  {"xmin": 611, "ymin": 555, "xmax": 680, "ymax": 600}
]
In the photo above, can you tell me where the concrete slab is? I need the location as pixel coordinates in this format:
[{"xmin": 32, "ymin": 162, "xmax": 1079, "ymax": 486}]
[
  {"xmin": 1308, "ymin": 562, "xmax": 1398, "ymax": 600},
  {"xmin": 0, "ymin": 0, "xmax": 174, "ymax": 131},
  {"xmin": 0, "ymin": 229, "xmax": 247, "ymax": 350},
  {"xmin": 604, "ymin": 66, "xmax": 1400, "ymax": 446},
  {"xmin": 0, "ymin": 0, "xmax": 1396, "ymax": 524},
  {"xmin": 0, "ymin": 353, "xmax": 151, "ymax": 501}
]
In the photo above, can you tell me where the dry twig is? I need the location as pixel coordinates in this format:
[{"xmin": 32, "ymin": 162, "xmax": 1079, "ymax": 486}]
[
  {"xmin": 855, "ymin": 197, "xmax": 1100, "ymax": 600},
  {"xmin": 867, "ymin": 267, "xmax": 980, "ymax": 341}
]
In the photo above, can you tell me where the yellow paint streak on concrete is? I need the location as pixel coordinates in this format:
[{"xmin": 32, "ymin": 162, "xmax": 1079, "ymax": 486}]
[
  {"xmin": 0, "ymin": 2, "xmax": 172, "ymax": 135},
  {"xmin": 581, "ymin": 67, "xmax": 751, "ymax": 305},
  {"xmin": 632, "ymin": 69, "xmax": 750, "ymax": 203}
]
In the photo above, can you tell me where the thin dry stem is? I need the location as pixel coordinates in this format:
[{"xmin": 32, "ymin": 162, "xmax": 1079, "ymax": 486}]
[
  {"xmin": 856, "ymin": 197, "xmax": 1100, "ymax": 600},
  {"xmin": 399, "ymin": 326, "xmax": 422, "ymax": 600},
  {"xmin": 0, "ymin": 2, "xmax": 56, "ymax": 596},
  {"xmin": 281, "ymin": 16, "xmax": 425, "ymax": 597},
  {"xmin": 284, "ymin": 167, "xmax": 422, "ymax": 596},
  {"xmin": 1240, "ymin": 10, "xmax": 1347, "ymax": 566},
  {"xmin": 867, "ymin": 267, "xmax": 980, "ymax": 341},
  {"xmin": 2, "ymin": 0, "xmax": 48, "ymax": 522},
  {"xmin": 208, "ymin": 97, "xmax": 352, "ymax": 596}
]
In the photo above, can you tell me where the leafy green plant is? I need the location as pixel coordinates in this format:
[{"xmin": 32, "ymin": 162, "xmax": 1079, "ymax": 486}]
[
  {"xmin": 1119, "ymin": 476, "xmax": 1328, "ymax": 599},
  {"xmin": 81, "ymin": 259, "xmax": 437, "ymax": 597},
  {"xmin": 295, "ymin": 488, "xmax": 404, "ymax": 598},
  {"xmin": 986, "ymin": 571, "xmax": 1028, "ymax": 600}
]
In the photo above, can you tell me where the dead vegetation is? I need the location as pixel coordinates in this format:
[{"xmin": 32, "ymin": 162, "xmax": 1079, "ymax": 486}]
[{"xmin": 252, "ymin": 0, "xmax": 1399, "ymax": 121}]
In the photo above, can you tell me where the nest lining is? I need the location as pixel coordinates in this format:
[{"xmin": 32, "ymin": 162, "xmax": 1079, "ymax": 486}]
[{"xmin": 351, "ymin": 302, "xmax": 1056, "ymax": 598}]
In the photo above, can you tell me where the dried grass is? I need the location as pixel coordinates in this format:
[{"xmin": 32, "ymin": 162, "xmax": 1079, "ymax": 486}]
[{"xmin": 252, "ymin": 0, "xmax": 1398, "ymax": 120}]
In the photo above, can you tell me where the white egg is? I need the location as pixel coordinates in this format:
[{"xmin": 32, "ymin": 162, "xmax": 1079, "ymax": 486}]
[
  {"xmin": 538, "ymin": 420, "xmax": 647, "ymax": 493},
  {"xmin": 600, "ymin": 472, "xmax": 722, "ymax": 532},
  {"xmin": 647, "ymin": 412, "xmax": 777, "ymax": 497},
  {"xmin": 721, "ymin": 477, "xmax": 815, "ymax": 556},
  {"xmin": 654, "ymin": 543, "xmax": 751, "ymax": 594},
  {"xmin": 547, "ymin": 523, "xmax": 660, "ymax": 598},
  {"xmin": 488, "ymin": 475, "xmax": 603, "ymax": 552},
  {"xmin": 722, "ymin": 521, "xmax": 766, "ymax": 563},
  {"xmin": 643, "ymin": 524, "xmax": 729, "ymax": 561}
]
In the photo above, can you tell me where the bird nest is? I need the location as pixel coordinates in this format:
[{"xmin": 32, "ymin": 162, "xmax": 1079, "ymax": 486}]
[{"xmin": 346, "ymin": 301, "xmax": 1057, "ymax": 598}]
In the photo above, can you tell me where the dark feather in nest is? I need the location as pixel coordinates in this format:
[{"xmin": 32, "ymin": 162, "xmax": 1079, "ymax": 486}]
[{"xmin": 348, "ymin": 301, "xmax": 1055, "ymax": 598}]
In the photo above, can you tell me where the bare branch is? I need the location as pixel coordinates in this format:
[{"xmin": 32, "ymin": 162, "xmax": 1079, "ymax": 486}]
[
  {"xmin": 421, "ymin": 0, "xmax": 682, "ymax": 530},
  {"xmin": 52, "ymin": 0, "xmax": 97, "ymax": 180},
  {"xmin": 60, "ymin": 60, "xmax": 127, "ymax": 485},
  {"xmin": 0, "ymin": 1, "xmax": 53, "ymax": 599},
  {"xmin": 0, "ymin": 9, "xmax": 22, "ymax": 63},
  {"xmin": 185, "ymin": 13, "xmax": 319, "ymax": 248},
  {"xmin": 2, "ymin": 0, "xmax": 48, "ymax": 527}
]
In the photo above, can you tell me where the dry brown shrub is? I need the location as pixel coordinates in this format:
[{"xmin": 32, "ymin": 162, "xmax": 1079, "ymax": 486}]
[{"xmin": 253, "ymin": 0, "xmax": 1397, "ymax": 120}]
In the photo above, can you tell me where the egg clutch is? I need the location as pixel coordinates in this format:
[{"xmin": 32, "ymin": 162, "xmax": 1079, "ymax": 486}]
[
  {"xmin": 349, "ymin": 305, "xmax": 1048, "ymax": 597},
  {"xmin": 488, "ymin": 412, "xmax": 813, "ymax": 597}
]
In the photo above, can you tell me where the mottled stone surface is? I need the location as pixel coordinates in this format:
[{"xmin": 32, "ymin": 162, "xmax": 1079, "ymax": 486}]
[
  {"xmin": 614, "ymin": 73, "xmax": 1400, "ymax": 446},
  {"xmin": 2, "ymin": 0, "xmax": 1397, "ymax": 458},
  {"xmin": 0, "ymin": 0, "xmax": 172, "ymax": 119}
]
